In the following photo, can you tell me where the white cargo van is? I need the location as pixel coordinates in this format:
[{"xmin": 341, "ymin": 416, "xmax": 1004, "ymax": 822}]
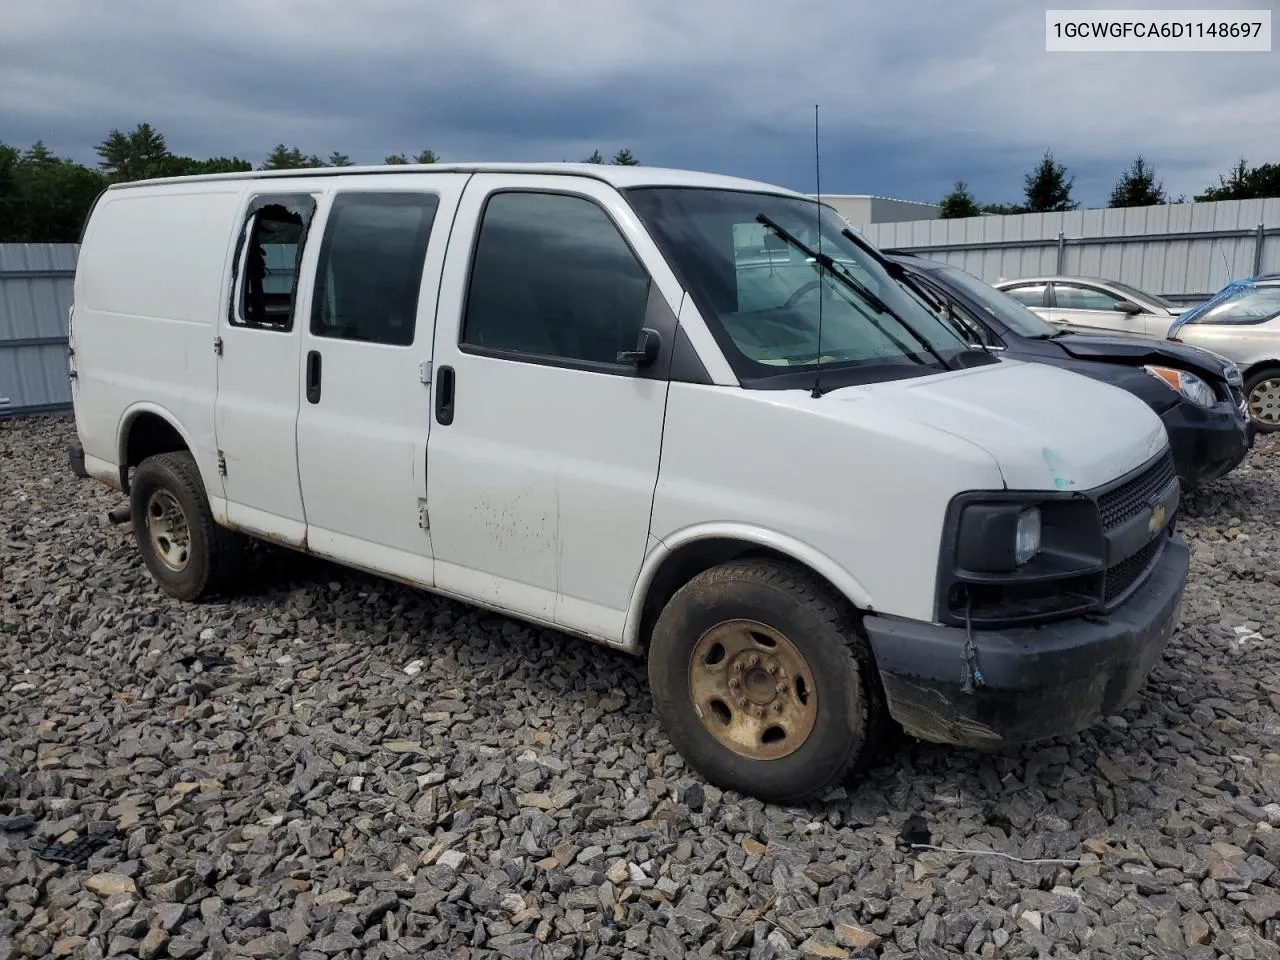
[{"xmin": 67, "ymin": 163, "xmax": 1189, "ymax": 802}]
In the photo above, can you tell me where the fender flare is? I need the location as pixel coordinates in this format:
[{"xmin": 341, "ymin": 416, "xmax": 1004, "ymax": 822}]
[
  {"xmin": 621, "ymin": 522, "xmax": 877, "ymax": 653},
  {"xmin": 115, "ymin": 402, "xmax": 202, "ymax": 491}
]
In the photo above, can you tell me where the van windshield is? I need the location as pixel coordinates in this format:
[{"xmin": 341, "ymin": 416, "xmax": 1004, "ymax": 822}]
[{"xmin": 624, "ymin": 187, "xmax": 971, "ymax": 386}]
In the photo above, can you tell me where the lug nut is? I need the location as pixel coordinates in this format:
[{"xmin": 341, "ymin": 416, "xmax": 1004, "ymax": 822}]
[
  {"xmin": 772, "ymin": 702, "xmax": 783, "ymax": 713},
  {"xmin": 776, "ymin": 682, "xmax": 787, "ymax": 694},
  {"xmin": 754, "ymin": 705, "xmax": 765, "ymax": 717},
  {"xmin": 729, "ymin": 678, "xmax": 740, "ymax": 689},
  {"xmin": 735, "ymin": 696, "xmax": 747, "ymax": 707},
  {"xmin": 765, "ymin": 662, "xmax": 777, "ymax": 675},
  {"xmin": 733, "ymin": 662, "xmax": 745, "ymax": 673},
  {"xmin": 747, "ymin": 654, "xmax": 760, "ymax": 667}
]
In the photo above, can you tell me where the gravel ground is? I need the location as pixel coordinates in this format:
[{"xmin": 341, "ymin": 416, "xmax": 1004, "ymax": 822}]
[{"xmin": 2, "ymin": 413, "xmax": 1279, "ymax": 960}]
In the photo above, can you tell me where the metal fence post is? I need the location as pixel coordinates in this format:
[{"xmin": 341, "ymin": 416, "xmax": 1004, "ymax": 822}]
[
  {"xmin": 1056, "ymin": 232, "xmax": 1067, "ymax": 274},
  {"xmin": 1254, "ymin": 223, "xmax": 1266, "ymax": 278}
]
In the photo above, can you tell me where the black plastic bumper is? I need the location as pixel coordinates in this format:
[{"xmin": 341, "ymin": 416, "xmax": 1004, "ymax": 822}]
[
  {"xmin": 863, "ymin": 533, "xmax": 1189, "ymax": 748},
  {"xmin": 68, "ymin": 442, "xmax": 89, "ymax": 479},
  {"xmin": 1162, "ymin": 400, "xmax": 1251, "ymax": 487}
]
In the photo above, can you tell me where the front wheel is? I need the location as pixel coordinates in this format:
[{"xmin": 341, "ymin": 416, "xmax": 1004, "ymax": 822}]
[
  {"xmin": 129, "ymin": 451, "xmax": 245, "ymax": 601},
  {"xmin": 1244, "ymin": 366, "xmax": 1280, "ymax": 434},
  {"xmin": 647, "ymin": 559, "xmax": 889, "ymax": 803}
]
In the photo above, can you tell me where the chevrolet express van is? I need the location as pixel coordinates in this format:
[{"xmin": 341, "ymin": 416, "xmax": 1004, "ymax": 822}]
[{"xmin": 67, "ymin": 163, "xmax": 1189, "ymax": 802}]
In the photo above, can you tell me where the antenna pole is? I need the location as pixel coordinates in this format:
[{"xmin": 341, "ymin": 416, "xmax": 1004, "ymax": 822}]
[{"xmin": 812, "ymin": 103, "xmax": 824, "ymax": 399}]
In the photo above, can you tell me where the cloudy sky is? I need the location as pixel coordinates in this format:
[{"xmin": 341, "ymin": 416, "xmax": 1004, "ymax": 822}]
[{"xmin": 2, "ymin": 0, "xmax": 1277, "ymax": 208}]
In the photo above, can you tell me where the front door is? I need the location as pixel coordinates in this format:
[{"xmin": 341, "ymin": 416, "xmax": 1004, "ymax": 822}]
[
  {"xmin": 1049, "ymin": 282, "xmax": 1148, "ymax": 336},
  {"xmin": 294, "ymin": 178, "xmax": 468, "ymax": 583},
  {"xmin": 426, "ymin": 174, "xmax": 675, "ymax": 641},
  {"xmin": 214, "ymin": 191, "xmax": 317, "ymax": 545}
]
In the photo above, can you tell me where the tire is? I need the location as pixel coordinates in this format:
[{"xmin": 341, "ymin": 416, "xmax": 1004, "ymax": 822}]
[
  {"xmin": 647, "ymin": 559, "xmax": 889, "ymax": 803},
  {"xmin": 1243, "ymin": 366, "xmax": 1280, "ymax": 434},
  {"xmin": 129, "ymin": 451, "xmax": 245, "ymax": 601}
]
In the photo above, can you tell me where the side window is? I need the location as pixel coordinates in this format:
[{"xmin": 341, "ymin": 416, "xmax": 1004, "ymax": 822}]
[
  {"xmin": 461, "ymin": 191, "xmax": 652, "ymax": 366},
  {"xmin": 231, "ymin": 195, "xmax": 315, "ymax": 331},
  {"xmin": 1054, "ymin": 284, "xmax": 1127, "ymax": 312},
  {"xmin": 311, "ymin": 192, "xmax": 439, "ymax": 346},
  {"xmin": 1003, "ymin": 283, "xmax": 1047, "ymax": 308}
]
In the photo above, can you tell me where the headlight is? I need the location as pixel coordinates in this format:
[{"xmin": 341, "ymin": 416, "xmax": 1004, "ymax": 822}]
[
  {"xmin": 1015, "ymin": 507, "xmax": 1041, "ymax": 566},
  {"xmin": 1144, "ymin": 365, "xmax": 1216, "ymax": 407}
]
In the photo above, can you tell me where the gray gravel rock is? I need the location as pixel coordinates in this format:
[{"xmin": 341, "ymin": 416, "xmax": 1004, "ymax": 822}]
[{"xmin": 3, "ymin": 414, "xmax": 1280, "ymax": 958}]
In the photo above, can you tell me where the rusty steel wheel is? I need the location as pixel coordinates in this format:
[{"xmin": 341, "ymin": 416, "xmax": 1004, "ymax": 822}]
[
  {"xmin": 648, "ymin": 559, "xmax": 889, "ymax": 803},
  {"xmin": 129, "ymin": 451, "xmax": 246, "ymax": 601},
  {"xmin": 688, "ymin": 619, "xmax": 818, "ymax": 761}
]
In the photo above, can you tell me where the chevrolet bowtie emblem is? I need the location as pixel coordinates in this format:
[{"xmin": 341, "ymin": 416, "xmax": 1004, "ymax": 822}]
[{"xmin": 1148, "ymin": 502, "xmax": 1166, "ymax": 534}]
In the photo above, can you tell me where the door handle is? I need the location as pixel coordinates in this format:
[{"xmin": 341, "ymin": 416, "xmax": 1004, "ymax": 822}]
[
  {"xmin": 435, "ymin": 365, "xmax": 455, "ymax": 425},
  {"xmin": 306, "ymin": 350, "xmax": 322, "ymax": 404}
]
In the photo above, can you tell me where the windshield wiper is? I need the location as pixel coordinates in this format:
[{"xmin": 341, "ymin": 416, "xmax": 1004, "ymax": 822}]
[{"xmin": 755, "ymin": 215, "xmax": 955, "ymax": 371}]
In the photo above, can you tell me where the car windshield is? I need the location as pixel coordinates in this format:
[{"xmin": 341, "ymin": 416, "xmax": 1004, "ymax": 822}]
[
  {"xmin": 1107, "ymin": 280, "xmax": 1178, "ymax": 310},
  {"xmin": 926, "ymin": 264, "xmax": 1061, "ymax": 339},
  {"xmin": 624, "ymin": 187, "xmax": 971, "ymax": 384},
  {"xmin": 1191, "ymin": 284, "xmax": 1280, "ymax": 325}
]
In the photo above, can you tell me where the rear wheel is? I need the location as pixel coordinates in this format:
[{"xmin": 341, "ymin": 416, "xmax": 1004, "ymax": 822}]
[
  {"xmin": 648, "ymin": 559, "xmax": 889, "ymax": 803},
  {"xmin": 1244, "ymin": 366, "xmax": 1280, "ymax": 433},
  {"xmin": 129, "ymin": 451, "xmax": 245, "ymax": 601}
]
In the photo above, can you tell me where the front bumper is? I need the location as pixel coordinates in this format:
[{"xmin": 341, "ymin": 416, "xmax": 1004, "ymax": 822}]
[
  {"xmin": 862, "ymin": 532, "xmax": 1189, "ymax": 748},
  {"xmin": 1162, "ymin": 400, "xmax": 1251, "ymax": 487}
]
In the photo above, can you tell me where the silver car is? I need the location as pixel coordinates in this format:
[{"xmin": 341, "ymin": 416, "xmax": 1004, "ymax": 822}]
[
  {"xmin": 993, "ymin": 276, "xmax": 1186, "ymax": 339},
  {"xmin": 1167, "ymin": 275, "xmax": 1280, "ymax": 432}
]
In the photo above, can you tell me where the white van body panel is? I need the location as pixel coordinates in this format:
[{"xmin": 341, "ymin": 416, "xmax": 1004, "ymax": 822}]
[
  {"xmin": 650, "ymin": 380, "xmax": 1005, "ymax": 625},
  {"xmin": 73, "ymin": 186, "xmax": 243, "ymax": 497},
  {"xmin": 69, "ymin": 162, "xmax": 1171, "ymax": 655}
]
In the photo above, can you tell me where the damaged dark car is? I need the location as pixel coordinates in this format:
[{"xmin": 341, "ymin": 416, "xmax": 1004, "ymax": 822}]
[{"xmin": 884, "ymin": 251, "xmax": 1254, "ymax": 490}]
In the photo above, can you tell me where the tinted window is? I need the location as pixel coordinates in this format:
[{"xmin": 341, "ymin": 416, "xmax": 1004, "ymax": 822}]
[
  {"xmin": 232, "ymin": 195, "xmax": 315, "ymax": 331},
  {"xmin": 461, "ymin": 191, "xmax": 652, "ymax": 365},
  {"xmin": 311, "ymin": 193, "xmax": 439, "ymax": 346},
  {"xmin": 1054, "ymin": 284, "xmax": 1128, "ymax": 312},
  {"xmin": 931, "ymin": 266, "xmax": 1059, "ymax": 338},
  {"xmin": 626, "ymin": 187, "xmax": 969, "ymax": 382},
  {"xmin": 1107, "ymin": 280, "xmax": 1177, "ymax": 310},
  {"xmin": 1193, "ymin": 284, "xmax": 1280, "ymax": 325},
  {"xmin": 1002, "ymin": 284, "xmax": 1047, "ymax": 308}
]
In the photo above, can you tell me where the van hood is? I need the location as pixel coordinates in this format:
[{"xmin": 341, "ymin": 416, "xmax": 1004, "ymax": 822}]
[{"xmin": 831, "ymin": 359, "xmax": 1168, "ymax": 491}]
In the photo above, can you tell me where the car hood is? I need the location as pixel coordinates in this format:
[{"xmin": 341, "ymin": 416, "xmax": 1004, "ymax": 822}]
[
  {"xmin": 828, "ymin": 359, "xmax": 1168, "ymax": 491},
  {"xmin": 1052, "ymin": 332, "xmax": 1235, "ymax": 381}
]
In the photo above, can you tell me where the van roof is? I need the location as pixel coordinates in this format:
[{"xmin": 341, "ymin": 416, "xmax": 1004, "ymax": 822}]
[{"xmin": 104, "ymin": 162, "xmax": 808, "ymax": 197}]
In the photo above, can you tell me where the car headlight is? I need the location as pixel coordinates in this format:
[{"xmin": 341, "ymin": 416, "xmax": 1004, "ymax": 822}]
[
  {"xmin": 1144, "ymin": 365, "xmax": 1216, "ymax": 407},
  {"xmin": 1015, "ymin": 507, "xmax": 1041, "ymax": 566}
]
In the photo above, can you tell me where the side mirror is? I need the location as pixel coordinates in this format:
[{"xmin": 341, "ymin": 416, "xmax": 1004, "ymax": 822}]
[
  {"xmin": 1117, "ymin": 300, "xmax": 1144, "ymax": 315},
  {"xmin": 617, "ymin": 327, "xmax": 662, "ymax": 368}
]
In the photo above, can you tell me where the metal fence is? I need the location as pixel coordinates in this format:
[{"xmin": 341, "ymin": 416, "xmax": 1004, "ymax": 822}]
[
  {"xmin": 4, "ymin": 199, "xmax": 1280, "ymax": 414},
  {"xmin": 0, "ymin": 244, "xmax": 78, "ymax": 417},
  {"xmin": 863, "ymin": 197, "xmax": 1280, "ymax": 306}
]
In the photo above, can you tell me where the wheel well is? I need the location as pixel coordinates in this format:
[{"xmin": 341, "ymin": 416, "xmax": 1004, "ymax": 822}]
[
  {"xmin": 637, "ymin": 538, "xmax": 859, "ymax": 650},
  {"xmin": 1243, "ymin": 361, "xmax": 1280, "ymax": 383},
  {"xmin": 122, "ymin": 413, "xmax": 189, "ymax": 491}
]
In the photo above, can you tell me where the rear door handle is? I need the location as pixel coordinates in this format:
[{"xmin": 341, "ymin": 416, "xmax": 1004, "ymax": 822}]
[
  {"xmin": 435, "ymin": 365, "xmax": 455, "ymax": 425},
  {"xmin": 306, "ymin": 350, "xmax": 322, "ymax": 404}
]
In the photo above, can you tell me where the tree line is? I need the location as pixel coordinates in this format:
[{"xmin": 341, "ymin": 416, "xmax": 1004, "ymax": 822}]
[
  {"xmin": 939, "ymin": 149, "xmax": 1280, "ymax": 218},
  {"xmin": 0, "ymin": 123, "xmax": 641, "ymax": 243}
]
